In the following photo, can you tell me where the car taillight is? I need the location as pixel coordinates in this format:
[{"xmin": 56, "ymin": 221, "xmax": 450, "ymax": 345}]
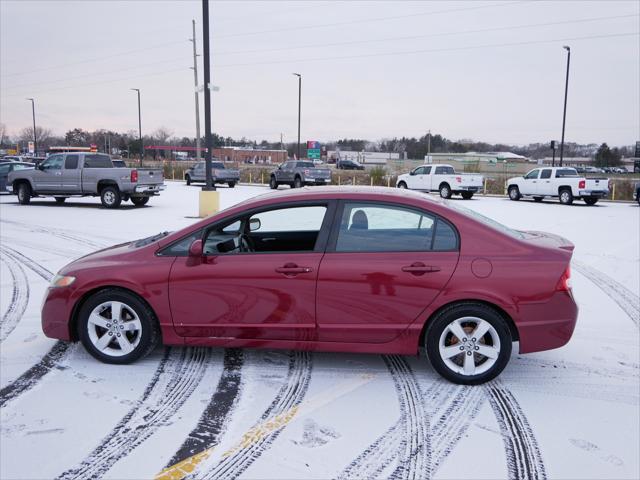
[
  {"xmin": 578, "ymin": 180, "xmax": 585, "ymax": 189},
  {"xmin": 131, "ymin": 170, "xmax": 138, "ymax": 182},
  {"xmin": 556, "ymin": 265, "xmax": 572, "ymax": 291},
  {"xmin": 456, "ymin": 176, "xmax": 462, "ymax": 183}
]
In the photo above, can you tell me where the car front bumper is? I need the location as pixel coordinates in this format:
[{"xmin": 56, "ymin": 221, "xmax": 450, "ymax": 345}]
[{"xmin": 6, "ymin": 184, "xmax": 13, "ymax": 193}]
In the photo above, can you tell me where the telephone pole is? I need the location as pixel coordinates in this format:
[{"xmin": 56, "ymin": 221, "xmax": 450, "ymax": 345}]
[
  {"xmin": 190, "ymin": 19, "xmax": 202, "ymax": 161},
  {"xmin": 559, "ymin": 45, "xmax": 571, "ymax": 167}
]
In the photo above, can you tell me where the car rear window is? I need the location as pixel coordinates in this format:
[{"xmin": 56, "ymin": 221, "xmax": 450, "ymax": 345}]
[
  {"xmin": 296, "ymin": 161, "xmax": 315, "ymax": 168},
  {"xmin": 555, "ymin": 168, "xmax": 579, "ymax": 178},
  {"xmin": 211, "ymin": 162, "xmax": 225, "ymax": 169},
  {"xmin": 84, "ymin": 154, "xmax": 113, "ymax": 168},
  {"xmin": 435, "ymin": 166, "xmax": 455, "ymax": 174},
  {"xmin": 447, "ymin": 203, "xmax": 524, "ymax": 240}
]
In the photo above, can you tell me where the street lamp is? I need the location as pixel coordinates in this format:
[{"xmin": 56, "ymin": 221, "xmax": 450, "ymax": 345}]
[
  {"xmin": 292, "ymin": 73, "xmax": 301, "ymax": 159},
  {"xmin": 26, "ymin": 98, "xmax": 36, "ymax": 155},
  {"xmin": 559, "ymin": 45, "xmax": 571, "ymax": 167},
  {"xmin": 130, "ymin": 88, "xmax": 143, "ymax": 167}
]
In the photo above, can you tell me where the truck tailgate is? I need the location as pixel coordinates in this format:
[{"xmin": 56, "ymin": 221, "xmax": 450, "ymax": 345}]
[
  {"xmin": 585, "ymin": 178, "xmax": 608, "ymax": 191},
  {"xmin": 137, "ymin": 168, "xmax": 164, "ymax": 185}
]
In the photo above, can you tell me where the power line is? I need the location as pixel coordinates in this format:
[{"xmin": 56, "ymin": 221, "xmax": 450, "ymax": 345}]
[
  {"xmin": 214, "ymin": 13, "xmax": 639, "ymax": 56},
  {"xmin": 214, "ymin": 31, "xmax": 640, "ymax": 69}
]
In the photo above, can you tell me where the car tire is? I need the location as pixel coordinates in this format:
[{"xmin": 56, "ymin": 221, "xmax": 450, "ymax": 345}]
[
  {"xmin": 583, "ymin": 197, "xmax": 598, "ymax": 206},
  {"xmin": 17, "ymin": 183, "xmax": 32, "ymax": 205},
  {"xmin": 533, "ymin": 196, "xmax": 544, "ymax": 202},
  {"xmin": 559, "ymin": 188, "xmax": 574, "ymax": 205},
  {"xmin": 131, "ymin": 196, "xmax": 149, "ymax": 207},
  {"xmin": 397, "ymin": 181, "xmax": 407, "ymax": 189},
  {"xmin": 77, "ymin": 289, "xmax": 160, "ymax": 365},
  {"xmin": 294, "ymin": 176, "xmax": 303, "ymax": 188},
  {"xmin": 425, "ymin": 302, "xmax": 512, "ymax": 385},
  {"xmin": 439, "ymin": 183, "xmax": 452, "ymax": 199},
  {"xmin": 228, "ymin": 182, "xmax": 236, "ymax": 188},
  {"xmin": 185, "ymin": 174, "xmax": 191, "ymax": 186},
  {"xmin": 54, "ymin": 197, "xmax": 66, "ymax": 204},
  {"xmin": 461, "ymin": 192, "xmax": 473, "ymax": 200},
  {"xmin": 269, "ymin": 176, "xmax": 278, "ymax": 190},
  {"xmin": 508, "ymin": 186, "xmax": 521, "ymax": 201},
  {"xmin": 100, "ymin": 185, "xmax": 122, "ymax": 209}
]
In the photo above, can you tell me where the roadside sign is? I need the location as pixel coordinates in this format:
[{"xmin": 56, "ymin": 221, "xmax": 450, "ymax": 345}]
[
  {"xmin": 28, "ymin": 141, "xmax": 34, "ymax": 153},
  {"xmin": 307, "ymin": 140, "xmax": 321, "ymax": 159}
]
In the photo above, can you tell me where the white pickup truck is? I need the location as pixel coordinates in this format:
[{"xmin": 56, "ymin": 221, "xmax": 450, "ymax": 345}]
[
  {"xmin": 396, "ymin": 164, "xmax": 484, "ymax": 199},
  {"xmin": 507, "ymin": 167, "xmax": 609, "ymax": 205}
]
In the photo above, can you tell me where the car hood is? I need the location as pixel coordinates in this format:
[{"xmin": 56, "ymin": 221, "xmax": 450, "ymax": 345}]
[{"xmin": 59, "ymin": 241, "xmax": 142, "ymax": 275}]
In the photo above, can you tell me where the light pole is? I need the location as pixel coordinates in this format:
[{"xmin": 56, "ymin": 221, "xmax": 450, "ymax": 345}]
[
  {"xmin": 202, "ymin": 0, "xmax": 215, "ymax": 191},
  {"xmin": 559, "ymin": 45, "xmax": 571, "ymax": 167},
  {"xmin": 190, "ymin": 19, "xmax": 202, "ymax": 161},
  {"xmin": 130, "ymin": 88, "xmax": 143, "ymax": 167},
  {"xmin": 26, "ymin": 98, "xmax": 36, "ymax": 155},
  {"xmin": 293, "ymin": 73, "xmax": 301, "ymax": 159}
]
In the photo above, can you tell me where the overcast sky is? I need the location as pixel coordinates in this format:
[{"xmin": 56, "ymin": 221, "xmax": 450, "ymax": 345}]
[{"xmin": 1, "ymin": 0, "xmax": 638, "ymax": 146}]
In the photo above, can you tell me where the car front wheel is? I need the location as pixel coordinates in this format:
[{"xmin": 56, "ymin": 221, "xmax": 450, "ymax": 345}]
[
  {"xmin": 508, "ymin": 186, "xmax": 521, "ymax": 201},
  {"xmin": 185, "ymin": 174, "xmax": 191, "ymax": 185},
  {"xmin": 397, "ymin": 181, "xmax": 407, "ymax": 189},
  {"xmin": 17, "ymin": 183, "xmax": 32, "ymax": 205},
  {"xmin": 269, "ymin": 176, "xmax": 278, "ymax": 189},
  {"xmin": 294, "ymin": 176, "xmax": 303, "ymax": 188},
  {"xmin": 78, "ymin": 289, "xmax": 160, "ymax": 364},
  {"xmin": 425, "ymin": 303, "xmax": 512, "ymax": 385}
]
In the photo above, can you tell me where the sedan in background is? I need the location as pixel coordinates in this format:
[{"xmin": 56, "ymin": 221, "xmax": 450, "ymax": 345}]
[
  {"xmin": 0, "ymin": 161, "xmax": 33, "ymax": 193},
  {"xmin": 41, "ymin": 187, "xmax": 577, "ymax": 384},
  {"xmin": 336, "ymin": 160, "xmax": 365, "ymax": 170}
]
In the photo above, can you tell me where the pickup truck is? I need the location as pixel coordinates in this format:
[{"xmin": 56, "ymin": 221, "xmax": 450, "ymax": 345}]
[
  {"xmin": 396, "ymin": 164, "xmax": 484, "ymax": 199},
  {"xmin": 507, "ymin": 167, "xmax": 609, "ymax": 205},
  {"xmin": 269, "ymin": 160, "xmax": 332, "ymax": 189},
  {"xmin": 185, "ymin": 160, "xmax": 240, "ymax": 187},
  {"xmin": 6, "ymin": 152, "xmax": 165, "ymax": 208}
]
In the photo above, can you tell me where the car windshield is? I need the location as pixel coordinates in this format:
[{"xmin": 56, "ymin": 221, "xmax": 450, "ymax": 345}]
[
  {"xmin": 446, "ymin": 203, "xmax": 524, "ymax": 239},
  {"xmin": 297, "ymin": 161, "xmax": 315, "ymax": 168},
  {"xmin": 555, "ymin": 168, "xmax": 579, "ymax": 178}
]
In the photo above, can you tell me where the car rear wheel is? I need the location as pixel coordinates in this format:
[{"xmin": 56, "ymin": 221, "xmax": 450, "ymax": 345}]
[
  {"xmin": 228, "ymin": 182, "xmax": 236, "ymax": 188},
  {"xmin": 397, "ymin": 181, "xmax": 407, "ymax": 189},
  {"xmin": 185, "ymin": 174, "xmax": 191, "ymax": 186},
  {"xmin": 439, "ymin": 183, "xmax": 452, "ymax": 199},
  {"xmin": 131, "ymin": 196, "xmax": 149, "ymax": 207},
  {"xmin": 269, "ymin": 176, "xmax": 278, "ymax": 190},
  {"xmin": 425, "ymin": 303, "xmax": 512, "ymax": 385},
  {"xmin": 294, "ymin": 176, "xmax": 303, "ymax": 188},
  {"xmin": 78, "ymin": 289, "xmax": 160, "ymax": 364},
  {"xmin": 461, "ymin": 192, "xmax": 473, "ymax": 200},
  {"xmin": 54, "ymin": 197, "xmax": 66, "ymax": 204},
  {"xmin": 559, "ymin": 188, "xmax": 574, "ymax": 205},
  {"xmin": 100, "ymin": 186, "xmax": 122, "ymax": 209},
  {"xmin": 508, "ymin": 186, "xmax": 521, "ymax": 201},
  {"xmin": 583, "ymin": 197, "xmax": 598, "ymax": 206},
  {"xmin": 17, "ymin": 183, "xmax": 31, "ymax": 205}
]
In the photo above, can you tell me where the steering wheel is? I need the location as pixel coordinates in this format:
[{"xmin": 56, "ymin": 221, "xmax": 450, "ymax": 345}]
[{"xmin": 239, "ymin": 233, "xmax": 255, "ymax": 253}]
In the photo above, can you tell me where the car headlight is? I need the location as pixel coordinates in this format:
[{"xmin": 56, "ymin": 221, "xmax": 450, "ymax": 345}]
[{"xmin": 50, "ymin": 274, "xmax": 76, "ymax": 288}]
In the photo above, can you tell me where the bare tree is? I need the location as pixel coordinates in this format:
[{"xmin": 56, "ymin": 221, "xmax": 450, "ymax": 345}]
[
  {"xmin": 152, "ymin": 127, "xmax": 174, "ymax": 144},
  {"xmin": 0, "ymin": 123, "xmax": 7, "ymax": 144},
  {"xmin": 19, "ymin": 126, "xmax": 52, "ymax": 145}
]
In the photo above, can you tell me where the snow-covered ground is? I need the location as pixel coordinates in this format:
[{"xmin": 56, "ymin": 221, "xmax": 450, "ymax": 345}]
[{"xmin": 1, "ymin": 182, "xmax": 638, "ymax": 480}]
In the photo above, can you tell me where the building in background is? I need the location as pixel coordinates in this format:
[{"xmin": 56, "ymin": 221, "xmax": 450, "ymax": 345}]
[{"xmin": 327, "ymin": 150, "xmax": 400, "ymax": 165}]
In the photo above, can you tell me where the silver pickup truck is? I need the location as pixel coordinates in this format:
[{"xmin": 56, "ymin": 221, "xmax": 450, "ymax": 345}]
[
  {"xmin": 6, "ymin": 152, "xmax": 165, "ymax": 208},
  {"xmin": 269, "ymin": 160, "xmax": 332, "ymax": 189},
  {"xmin": 185, "ymin": 160, "xmax": 240, "ymax": 187}
]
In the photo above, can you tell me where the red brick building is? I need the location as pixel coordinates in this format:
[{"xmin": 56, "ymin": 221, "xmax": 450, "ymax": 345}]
[{"xmin": 213, "ymin": 147, "xmax": 287, "ymax": 164}]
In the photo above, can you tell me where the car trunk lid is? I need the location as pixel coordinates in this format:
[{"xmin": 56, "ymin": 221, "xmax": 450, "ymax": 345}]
[{"xmin": 520, "ymin": 230, "xmax": 575, "ymax": 252}]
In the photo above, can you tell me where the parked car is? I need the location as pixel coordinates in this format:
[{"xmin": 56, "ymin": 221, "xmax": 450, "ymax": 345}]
[
  {"xmin": 6, "ymin": 152, "xmax": 165, "ymax": 208},
  {"xmin": 396, "ymin": 164, "xmax": 484, "ymax": 199},
  {"xmin": 269, "ymin": 160, "xmax": 332, "ymax": 189},
  {"xmin": 185, "ymin": 160, "xmax": 239, "ymax": 187},
  {"xmin": 1, "ymin": 155, "xmax": 42, "ymax": 164},
  {"xmin": 634, "ymin": 182, "xmax": 640, "ymax": 205},
  {"xmin": 336, "ymin": 159, "xmax": 365, "ymax": 170},
  {"xmin": 507, "ymin": 167, "xmax": 609, "ymax": 205},
  {"xmin": 0, "ymin": 162, "xmax": 34, "ymax": 193},
  {"xmin": 584, "ymin": 166, "xmax": 604, "ymax": 174},
  {"xmin": 41, "ymin": 187, "xmax": 577, "ymax": 385}
]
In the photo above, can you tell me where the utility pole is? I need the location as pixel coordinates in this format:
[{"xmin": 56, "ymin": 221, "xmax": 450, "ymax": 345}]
[
  {"xmin": 280, "ymin": 133, "xmax": 283, "ymax": 151},
  {"xmin": 26, "ymin": 98, "xmax": 36, "ymax": 155},
  {"xmin": 190, "ymin": 19, "xmax": 202, "ymax": 161},
  {"xmin": 131, "ymin": 88, "xmax": 143, "ymax": 167},
  {"xmin": 427, "ymin": 130, "xmax": 431, "ymax": 157},
  {"xmin": 293, "ymin": 73, "xmax": 301, "ymax": 159},
  {"xmin": 202, "ymin": 0, "xmax": 214, "ymax": 190},
  {"xmin": 559, "ymin": 45, "xmax": 571, "ymax": 167},
  {"xmin": 551, "ymin": 140, "xmax": 556, "ymax": 167}
]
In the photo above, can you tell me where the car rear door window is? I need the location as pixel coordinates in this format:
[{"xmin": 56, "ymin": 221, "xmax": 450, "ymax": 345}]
[
  {"xmin": 540, "ymin": 169, "xmax": 552, "ymax": 179},
  {"xmin": 84, "ymin": 154, "xmax": 112, "ymax": 168},
  {"xmin": 335, "ymin": 203, "xmax": 439, "ymax": 252},
  {"xmin": 65, "ymin": 154, "xmax": 79, "ymax": 169}
]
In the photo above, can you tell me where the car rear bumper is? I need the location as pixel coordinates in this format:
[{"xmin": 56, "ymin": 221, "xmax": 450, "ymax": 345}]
[
  {"xmin": 455, "ymin": 186, "xmax": 481, "ymax": 192},
  {"xmin": 135, "ymin": 184, "xmax": 166, "ymax": 194},
  {"xmin": 516, "ymin": 290, "xmax": 578, "ymax": 353},
  {"xmin": 578, "ymin": 189, "xmax": 608, "ymax": 197},
  {"xmin": 5, "ymin": 184, "xmax": 13, "ymax": 193}
]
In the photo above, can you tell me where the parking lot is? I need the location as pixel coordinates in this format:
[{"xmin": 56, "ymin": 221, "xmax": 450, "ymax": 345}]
[{"xmin": 1, "ymin": 182, "xmax": 638, "ymax": 479}]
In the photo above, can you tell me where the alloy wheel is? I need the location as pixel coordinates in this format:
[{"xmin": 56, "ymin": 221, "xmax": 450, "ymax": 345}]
[{"xmin": 87, "ymin": 301, "xmax": 142, "ymax": 357}]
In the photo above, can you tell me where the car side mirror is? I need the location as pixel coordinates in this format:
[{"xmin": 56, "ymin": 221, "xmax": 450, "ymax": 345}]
[
  {"xmin": 188, "ymin": 239, "xmax": 203, "ymax": 257},
  {"xmin": 410, "ymin": 170, "xmax": 416, "ymax": 176},
  {"xmin": 37, "ymin": 163, "xmax": 45, "ymax": 170},
  {"xmin": 249, "ymin": 218, "xmax": 261, "ymax": 231}
]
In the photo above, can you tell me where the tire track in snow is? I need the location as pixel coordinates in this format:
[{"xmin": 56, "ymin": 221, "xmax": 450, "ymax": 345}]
[
  {"xmin": 0, "ymin": 250, "xmax": 29, "ymax": 343},
  {"xmin": 58, "ymin": 347, "xmax": 210, "ymax": 480},
  {"xmin": 0, "ymin": 244, "xmax": 55, "ymax": 281},
  {"xmin": 573, "ymin": 261, "xmax": 639, "ymax": 328},
  {"xmin": 484, "ymin": 382, "xmax": 546, "ymax": 480},
  {"xmin": 0, "ymin": 219, "xmax": 108, "ymax": 250},
  {"xmin": 196, "ymin": 350, "xmax": 312, "ymax": 480},
  {"xmin": 159, "ymin": 349, "xmax": 244, "ymax": 479}
]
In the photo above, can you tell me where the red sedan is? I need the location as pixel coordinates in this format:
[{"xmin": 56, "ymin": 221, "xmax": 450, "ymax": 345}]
[{"xmin": 42, "ymin": 187, "xmax": 577, "ymax": 384}]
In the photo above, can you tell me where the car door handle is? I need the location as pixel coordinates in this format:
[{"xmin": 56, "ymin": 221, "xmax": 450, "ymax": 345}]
[
  {"xmin": 55, "ymin": 172, "xmax": 62, "ymax": 176},
  {"xmin": 275, "ymin": 263, "xmax": 313, "ymax": 275},
  {"xmin": 401, "ymin": 263, "xmax": 441, "ymax": 275},
  {"xmin": 261, "ymin": 237, "xmax": 277, "ymax": 242}
]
